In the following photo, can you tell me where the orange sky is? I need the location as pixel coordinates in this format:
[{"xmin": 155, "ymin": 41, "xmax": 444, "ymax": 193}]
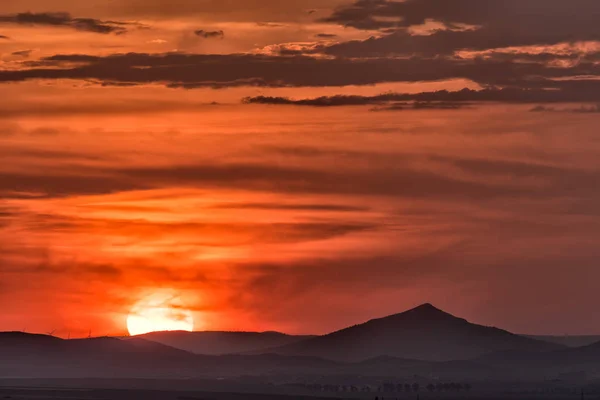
[{"xmin": 2, "ymin": 0, "xmax": 600, "ymax": 337}]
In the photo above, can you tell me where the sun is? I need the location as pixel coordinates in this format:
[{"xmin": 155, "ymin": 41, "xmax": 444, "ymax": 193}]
[{"xmin": 127, "ymin": 291, "xmax": 194, "ymax": 336}]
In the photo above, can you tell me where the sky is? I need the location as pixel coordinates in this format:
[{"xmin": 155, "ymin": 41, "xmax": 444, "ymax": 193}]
[{"xmin": 1, "ymin": 0, "xmax": 600, "ymax": 338}]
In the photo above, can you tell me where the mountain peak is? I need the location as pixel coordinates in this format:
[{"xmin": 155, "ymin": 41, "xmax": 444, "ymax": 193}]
[
  {"xmin": 413, "ymin": 303, "xmax": 442, "ymax": 312},
  {"xmin": 400, "ymin": 303, "xmax": 456, "ymax": 320},
  {"xmin": 264, "ymin": 303, "xmax": 562, "ymax": 362}
]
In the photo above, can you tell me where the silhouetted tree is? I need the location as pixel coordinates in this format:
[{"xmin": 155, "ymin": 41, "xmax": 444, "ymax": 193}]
[
  {"xmin": 426, "ymin": 384, "xmax": 435, "ymax": 392},
  {"xmin": 404, "ymin": 384, "xmax": 412, "ymax": 392},
  {"xmin": 412, "ymin": 383, "xmax": 420, "ymax": 392}
]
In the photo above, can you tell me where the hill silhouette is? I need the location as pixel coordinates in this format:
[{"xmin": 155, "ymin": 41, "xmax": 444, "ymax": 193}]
[
  {"xmin": 0, "ymin": 332, "xmax": 336, "ymax": 379},
  {"xmin": 256, "ymin": 303, "xmax": 564, "ymax": 362},
  {"xmin": 525, "ymin": 334, "xmax": 600, "ymax": 347},
  {"xmin": 136, "ymin": 330, "xmax": 314, "ymax": 355}
]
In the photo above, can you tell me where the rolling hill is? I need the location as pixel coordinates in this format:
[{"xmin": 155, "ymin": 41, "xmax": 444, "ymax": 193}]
[
  {"xmin": 524, "ymin": 334, "xmax": 600, "ymax": 348},
  {"xmin": 0, "ymin": 332, "xmax": 335, "ymax": 379},
  {"xmin": 135, "ymin": 330, "xmax": 314, "ymax": 355}
]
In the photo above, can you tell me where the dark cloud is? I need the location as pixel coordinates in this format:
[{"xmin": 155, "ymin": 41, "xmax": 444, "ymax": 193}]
[
  {"xmin": 104, "ymin": 0, "xmax": 344, "ymax": 21},
  {"xmin": 4, "ymin": 51, "xmax": 600, "ymax": 91},
  {"xmin": 0, "ymin": 34, "xmax": 9, "ymax": 39},
  {"xmin": 324, "ymin": 0, "xmax": 600, "ymax": 40},
  {"xmin": 11, "ymin": 50, "xmax": 33, "ymax": 58},
  {"xmin": 194, "ymin": 29, "xmax": 225, "ymax": 39},
  {"xmin": 320, "ymin": 30, "xmax": 600, "ymax": 58},
  {"xmin": 530, "ymin": 104, "xmax": 600, "ymax": 113},
  {"xmin": 0, "ymin": 12, "xmax": 141, "ymax": 34},
  {"xmin": 371, "ymin": 101, "xmax": 471, "ymax": 111},
  {"xmin": 315, "ymin": 33, "xmax": 338, "ymax": 38},
  {"xmin": 318, "ymin": 0, "xmax": 600, "ymax": 58},
  {"xmin": 243, "ymin": 86, "xmax": 600, "ymax": 107}
]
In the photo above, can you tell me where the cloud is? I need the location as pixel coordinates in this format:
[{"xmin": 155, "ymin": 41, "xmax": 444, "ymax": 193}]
[
  {"xmin": 11, "ymin": 50, "xmax": 33, "ymax": 58},
  {"xmin": 256, "ymin": 22, "xmax": 286, "ymax": 28},
  {"xmin": 319, "ymin": 31, "xmax": 600, "ymax": 59},
  {"xmin": 1, "ymin": 209, "xmax": 376, "ymax": 247},
  {"xmin": 29, "ymin": 127, "xmax": 63, "ymax": 136},
  {"xmin": 103, "ymin": 0, "xmax": 344, "ymax": 22},
  {"xmin": 242, "ymin": 86, "xmax": 600, "ymax": 107},
  {"xmin": 530, "ymin": 104, "xmax": 600, "ymax": 113},
  {"xmin": 210, "ymin": 202, "xmax": 369, "ymax": 212},
  {"xmin": 315, "ymin": 33, "xmax": 338, "ymax": 38},
  {"xmin": 4, "ymin": 51, "xmax": 600, "ymax": 91},
  {"xmin": 194, "ymin": 29, "xmax": 225, "ymax": 39},
  {"xmin": 0, "ymin": 34, "xmax": 9, "ymax": 39},
  {"xmin": 324, "ymin": 0, "xmax": 600, "ymax": 39},
  {"xmin": 0, "ymin": 154, "xmax": 576, "ymax": 201},
  {"xmin": 316, "ymin": 0, "xmax": 600, "ymax": 59},
  {"xmin": 0, "ymin": 170, "xmax": 146, "ymax": 198},
  {"xmin": 0, "ymin": 12, "xmax": 141, "ymax": 34},
  {"xmin": 371, "ymin": 101, "xmax": 471, "ymax": 111}
]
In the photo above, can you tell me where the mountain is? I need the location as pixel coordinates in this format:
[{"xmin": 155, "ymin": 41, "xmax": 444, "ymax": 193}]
[
  {"xmin": 135, "ymin": 330, "xmax": 314, "ymax": 355},
  {"xmin": 524, "ymin": 335, "xmax": 600, "ymax": 348},
  {"xmin": 256, "ymin": 304, "xmax": 564, "ymax": 362}
]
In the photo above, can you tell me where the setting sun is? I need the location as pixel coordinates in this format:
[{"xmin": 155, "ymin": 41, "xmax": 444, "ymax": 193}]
[{"xmin": 127, "ymin": 292, "xmax": 194, "ymax": 336}]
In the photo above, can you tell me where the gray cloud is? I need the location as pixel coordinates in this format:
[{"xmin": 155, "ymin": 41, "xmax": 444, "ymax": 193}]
[
  {"xmin": 530, "ymin": 104, "xmax": 600, "ymax": 113},
  {"xmin": 3, "ymin": 51, "xmax": 600, "ymax": 91},
  {"xmin": 11, "ymin": 50, "xmax": 33, "ymax": 58},
  {"xmin": 371, "ymin": 101, "xmax": 471, "ymax": 111},
  {"xmin": 315, "ymin": 33, "xmax": 338, "ymax": 38},
  {"xmin": 318, "ymin": 0, "xmax": 600, "ymax": 58},
  {"xmin": 194, "ymin": 29, "xmax": 225, "ymax": 39},
  {"xmin": 0, "ymin": 12, "xmax": 141, "ymax": 34},
  {"xmin": 325, "ymin": 0, "xmax": 600, "ymax": 37},
  {"xmin": 318, "ymin": 31, "xmax": 600, "ymax": 58},
  {"xmin": 243, "ymin": 85, "xmax": 600, "ymax": 107}
]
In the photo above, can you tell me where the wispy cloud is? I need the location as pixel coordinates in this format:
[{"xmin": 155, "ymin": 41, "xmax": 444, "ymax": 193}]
[{"xmin": 0, "ymin": 12, "xmax": 142, "ymax": 34}]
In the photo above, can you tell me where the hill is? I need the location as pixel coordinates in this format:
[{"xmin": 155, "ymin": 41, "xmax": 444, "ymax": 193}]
[
  {"xmin": 135, "ymin": 330, "xmax": 314, "ymax": 355},
  {"xmin": 0, "ymin": 332, "xmax": 335, "ymax": 379},
  {"xmin": 257, "ymin": 304, "xmax": 564, "ymax": 362},
  {"xmin": 524, "ymin": 334, "xmax": 600, "ymax": 348}
]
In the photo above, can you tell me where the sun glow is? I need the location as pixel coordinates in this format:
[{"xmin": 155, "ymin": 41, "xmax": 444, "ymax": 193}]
[{"xmin": 127, "ymin": 291, "xmax": 194, "ymax": 336}]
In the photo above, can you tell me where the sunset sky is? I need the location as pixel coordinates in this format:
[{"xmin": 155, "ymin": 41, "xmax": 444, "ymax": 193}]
[{"xmin": 1, "ymin": 0, "xmax": 600, "ymax": 338}]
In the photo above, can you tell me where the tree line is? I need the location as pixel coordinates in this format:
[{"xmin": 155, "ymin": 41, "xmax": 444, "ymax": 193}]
[{"xmin": 298, "ymin": 382, "xmax": 472, "ymax": 393}]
